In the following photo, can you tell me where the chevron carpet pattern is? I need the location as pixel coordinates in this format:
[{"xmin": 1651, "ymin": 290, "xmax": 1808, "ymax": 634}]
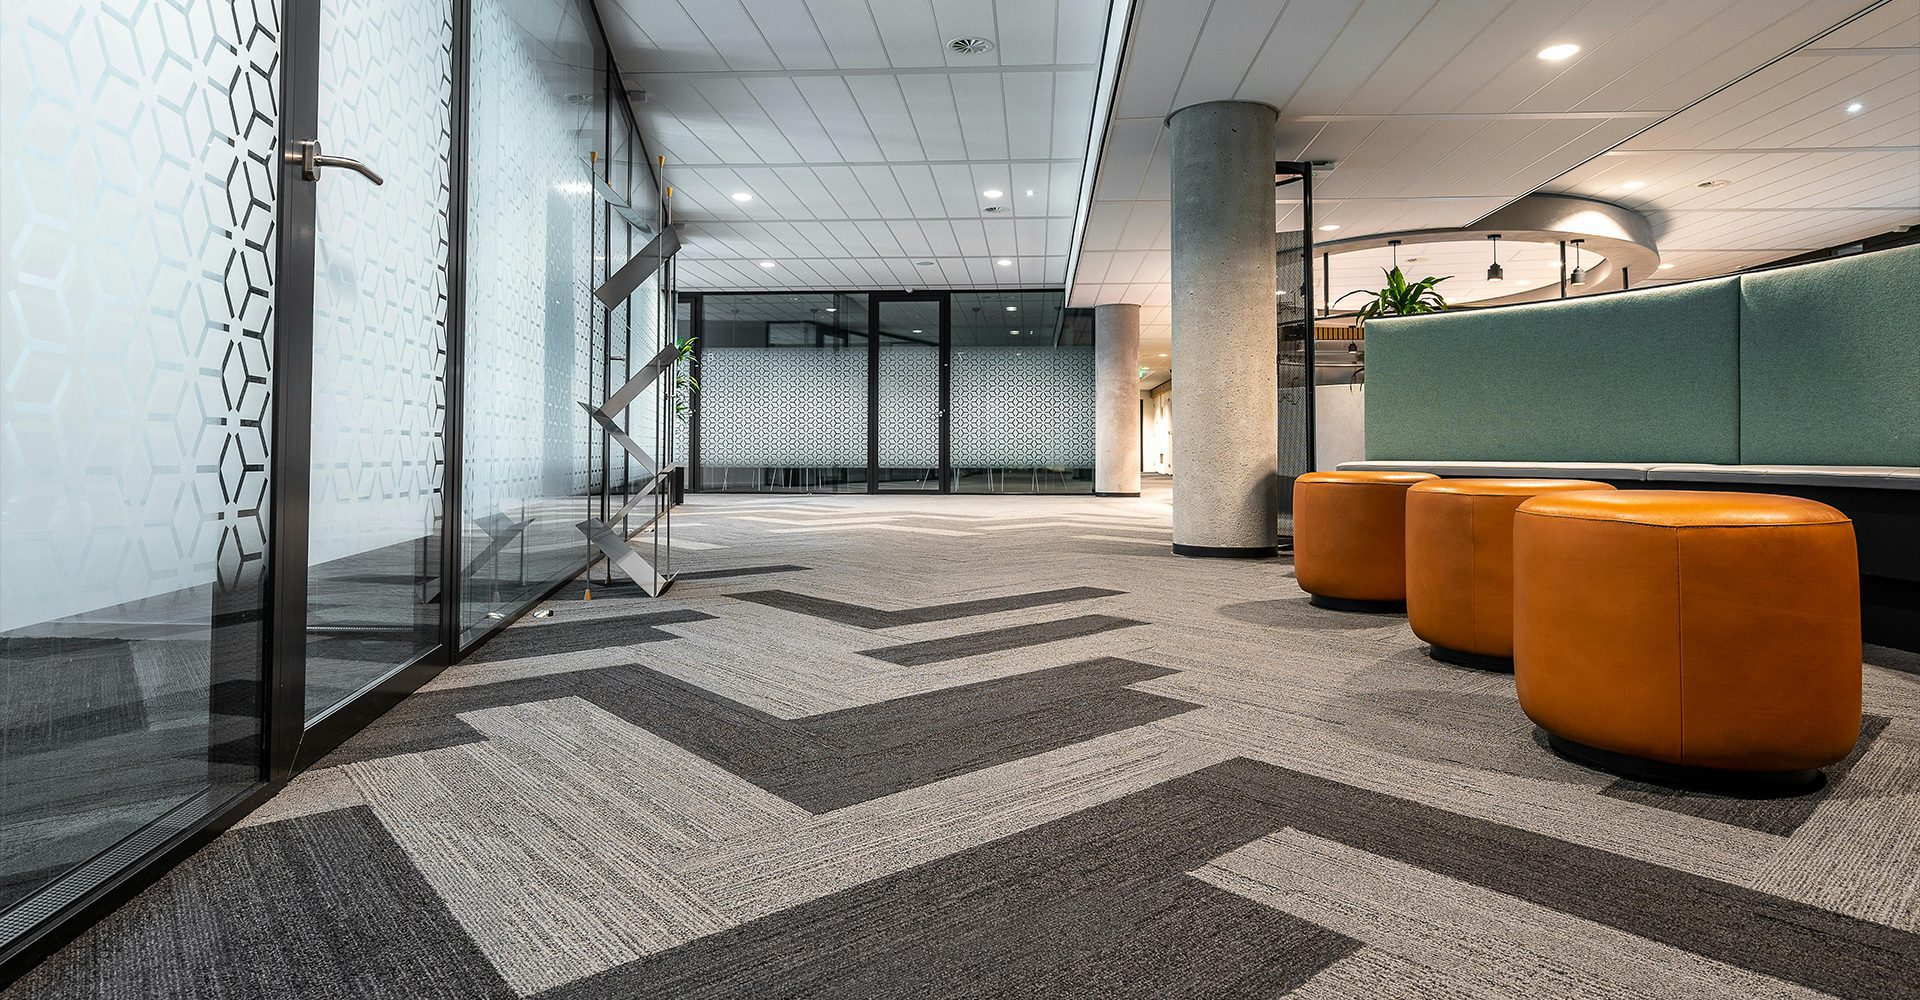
[{"xmin": 10, "ymin": 478, "xmax": 1920, "ymax": 999}]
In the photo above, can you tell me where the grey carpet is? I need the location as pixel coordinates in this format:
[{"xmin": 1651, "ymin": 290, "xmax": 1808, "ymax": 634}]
[{"xmin": 9, "ymin": 482, "xmax": 1918, "ymax": 998}]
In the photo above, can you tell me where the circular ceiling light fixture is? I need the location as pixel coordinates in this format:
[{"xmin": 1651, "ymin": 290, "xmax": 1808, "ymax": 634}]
[
  {"xmin": 995, "ymin": 258, "xmax": 1013, "ymax": 267},
  {"xmin": 1486, "ymin": 234, "xmax": 1503, "ymax": 282},
  {"xmin": 1008, "ymin": 329, "xmax": 1019, "ymax": 335},
  {"xmin": 1658, "ymin": 262, "xmax": 1675, "ymax": 270},
  {"xmin": 1846, "ymin": 101, "xmax": 1865, "ymax": 114},
  {"xmin": 1696, "ymin": 179, "xmax": 1731, "ymax": 189},
  {"xmin": 912, "ymin": 329, "xmax": 923, "ymax": 334},
  {"xmin": 1620, "ymin": 180, "xmax": 1645, "ymax": 190},
  {"xmin": 982, "ymin": 188, "xmax": 1004, "ymax": 198},
  {"xmin": 1158, "ymin": 353, "xmax": 1168, "ymax": 358},
  {"xmin": 948, "ymin": 36, "xmax": 995, "ymax": 55},
  {"xmin": 1024, "ymin": 189, "xmax": 1035, "ymax": 196},
  {"xmin": 1005, "ymin": 305, "xmax": 1018, "ymax": 312},
  {"xmin": 759, "ymin": 260, "xmax": 777, "ymax": 268},
  {"xmin": 1538, "ymin": 43, "xmax": 1581, "ymax": 61},
  {"xmin": 1318, "ymin": 224, "xmax": 1340, "ymax": 232},
  {"xmin": 825, "ymin": 307, "xmax": 836, "ymax": 312},
  {"xmin": 731, "ymin": 191, "xmax": 753, "ymax": 202}
]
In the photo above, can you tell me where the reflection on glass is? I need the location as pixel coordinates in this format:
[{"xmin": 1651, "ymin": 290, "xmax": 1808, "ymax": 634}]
[
  {"xmin": 459, "ymin": 0, "xmax": 605, "ymax": 643},
  {"xmin": 305, "ymin": 0, "xmax": 454, "ymax": 720},
  {"xmin": 950, "ymin": 292, "xmax": 1095, "ymax": 493},
  {"xmin": 1, "ymin": 0, "xmax": 273, "ymax": 920},
  {"xmin": 697, "ymin": 293, "xmax": 869, "ymax": 492},
  {"xmin": 875, "ymin": 299, "xmax": 943, "ymax": 491}
]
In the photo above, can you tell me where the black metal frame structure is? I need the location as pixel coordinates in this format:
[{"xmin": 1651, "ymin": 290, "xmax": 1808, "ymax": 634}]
[
  {"xmin": 0, "ymin": 0, "xmax": 667, "ymax": 982},
  {"xmin": 680, "ymin": 288, "xmax": 1091, "ymax": 496}
]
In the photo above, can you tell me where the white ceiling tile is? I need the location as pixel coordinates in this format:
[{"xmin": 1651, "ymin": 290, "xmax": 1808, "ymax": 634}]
[
  {"xmin": 738, "ymin": 0, "xmax": 838, "ymax": 70},
  {"xmin": 844, "ymin": 75, "xmax": 931, "ymax": 161}
]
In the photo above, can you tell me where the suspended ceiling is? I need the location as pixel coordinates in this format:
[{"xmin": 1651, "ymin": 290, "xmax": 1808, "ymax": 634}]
[
  {"xmin": 599, "ymin": 0, "xmax": 1107, "ymax": 292},
  {"xmin": 601, "ymin": 0, "xmax": 1918, "ymax": 387}
]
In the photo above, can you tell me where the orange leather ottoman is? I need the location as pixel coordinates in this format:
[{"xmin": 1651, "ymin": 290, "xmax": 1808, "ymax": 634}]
[
  {"xmin": 1293, "ymin": 470, "xmax": 1437, "ymax": 612},
  {"xmin": 1405, "ymin": 479, "xmax": 1615, "ymax": 671},
  {"xmin": 1513, "ymin": 490, "xmax": 1862, "ymax": 792}
]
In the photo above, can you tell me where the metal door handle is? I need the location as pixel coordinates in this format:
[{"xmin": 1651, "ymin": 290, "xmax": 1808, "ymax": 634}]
[{"xmin": 287, "ymin": 139, "xmax": 384, "ymax": 185}]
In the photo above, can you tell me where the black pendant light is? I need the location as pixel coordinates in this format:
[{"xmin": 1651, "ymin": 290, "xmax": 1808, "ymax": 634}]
[
  {"xmin": 1486, "ymin": 234, "xmax": 1504, "ymax": 282},
  {"xmin": 1569, "ymin": 239, "xmax": 1587, "ymax": 286},
  {"xmin": 1389, "ymin": 239, "xmax": 1401, "ymax": 271}
]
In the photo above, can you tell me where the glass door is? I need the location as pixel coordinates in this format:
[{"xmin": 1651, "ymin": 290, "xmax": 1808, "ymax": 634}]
[
  {"xmin": 301, "ymin": 0, "xmax": 455, "ymax": 721},
  {"xmin": 871, "ymin": 295, "xmax": 948, "ymax": 492}
]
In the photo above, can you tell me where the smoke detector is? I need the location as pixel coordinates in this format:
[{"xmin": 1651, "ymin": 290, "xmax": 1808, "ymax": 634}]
[{"xmin": 947, "ymin": 36, "xmax": 995, "ymax": 55}]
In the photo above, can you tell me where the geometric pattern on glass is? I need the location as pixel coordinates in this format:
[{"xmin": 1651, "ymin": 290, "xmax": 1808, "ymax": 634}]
[
  {"xmin": 698, "ymin": 348, "xmax": 868, "ymax": 467},
  {"xmin": 950, "ymin": 347, "xmax": 1097, "ymax": 467}
]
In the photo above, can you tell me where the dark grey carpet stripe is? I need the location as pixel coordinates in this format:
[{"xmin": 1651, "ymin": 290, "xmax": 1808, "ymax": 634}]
[
  {"xmin": 728, "ymin": 586, "xmax": 1123, "ymax": 629},
  {"xmin": 1185, "ymin": 759, "xmax": 1920, "ymax": 1000},
  {"xmin": 856, "ymin": 614, "xmax": 1146, "ymax": 666},
  {"xmin": 676, "ymin": 564, "xmax": 812, "ymax": 581},
  {"xmin": 4, "ymin": 806, "xmax": 515, "ymax": 1000},
  {"xmin": 1599, "ymin": 715, "xmax": 1893, "ymax": 835},
  {"xmin": 319, "ymin": 656, "xmax": 1195, "ymax": 813},
  {"xmin": 464, "ymin": 610, "xmax": 716, "ymax": 662},
  {"xmin": 541, "ymin": 762, "xmax": 1361, "ymax": 1000}
]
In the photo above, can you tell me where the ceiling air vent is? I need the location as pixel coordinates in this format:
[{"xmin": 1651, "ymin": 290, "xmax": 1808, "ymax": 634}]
[
  {"xmin": 914, "ymin": 260, "xmax": 936, "ymax": 267},
  {"xmin": 948, "ymin": 36, "xmax": 995, "ymax": 55},
  {"xmin": 982, "ymin": 205, "xmax": 1008, "ymax": 214}
]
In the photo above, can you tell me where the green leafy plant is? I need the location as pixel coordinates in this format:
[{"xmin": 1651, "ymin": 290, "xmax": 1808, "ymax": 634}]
[
  {"xmin": 672, "ymin": 337, "xmax": 699, "ymax": 423},
  {"xmin": 1335, "ymin": 266, "xmax": 1450, "ymax": 319}
]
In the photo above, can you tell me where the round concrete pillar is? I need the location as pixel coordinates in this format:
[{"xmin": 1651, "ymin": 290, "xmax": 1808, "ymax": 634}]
[
  {"xmin": 1167, "ymin": 100, "xmax": 1279, "ymax": 557},
  {"xmin": 1094, "ymin": 303, "xmax": 1142, "ymax": 496}
]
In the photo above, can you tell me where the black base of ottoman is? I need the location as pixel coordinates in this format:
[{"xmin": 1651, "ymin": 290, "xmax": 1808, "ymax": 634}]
[
  {"xmin": 1306, "ymin": 594, "xmax": 1405, "ymax": 614},
  {"xmin": 1544, "ymin": 732, "xmax": 1826, "ymax": 799},
  {"xmin": 1427, "ymin": 645, "xmax": 1514, "ymax": 673}
]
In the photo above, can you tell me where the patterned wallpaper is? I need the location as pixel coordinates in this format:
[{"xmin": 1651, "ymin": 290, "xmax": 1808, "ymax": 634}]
[
  {"xmin": 0, "ymin": 0, "xmax": 280, "ymax": 629},
  {"xmin": 307, "ymin": 0, "xmax": 452, "ymax": 567},
  {"xmin": 951, "ymin": 347, "xmax": 1096, "ymax": 468}
]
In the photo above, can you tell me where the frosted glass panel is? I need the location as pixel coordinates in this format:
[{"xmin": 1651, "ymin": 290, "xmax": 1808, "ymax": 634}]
[
  {"xmin": 458, "ymin": 0, "xmax": 602, "ymax": 639},
  {"xmin": 950, "ymin": 292, "xmax": 1095, "ymax": 493},
  {"xmin": 306, "ymin": 0, "xmax": 453, "ymax": 719},
  {"xmin": 874, "ymin": 298, "xmax": 941, "ymax": 491},
  {"xmin": 696, "ymin": 293, "xmax": 868, "ymax": 492},
  {"xmin": 1, "ymin": 0, "xmax": 277, "ymax": 915}
]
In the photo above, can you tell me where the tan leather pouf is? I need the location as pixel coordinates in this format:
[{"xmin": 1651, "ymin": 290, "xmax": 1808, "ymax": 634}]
[
  {"xmin": 1404, "ymin": 479, "xmax": 1614, "ymax": 671},
  {"xmin": 1293, "ymin": 470, "xmax": 1437, "ymax": 612},
  {"xmin": 1512, "ymin": 490, "xmax": 1862, "ymax": 792}
]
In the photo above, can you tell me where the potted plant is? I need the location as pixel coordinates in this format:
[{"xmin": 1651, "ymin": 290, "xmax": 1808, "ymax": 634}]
[{"xmin": 1336, "ymin": 266, "xmax": 1449, "ymax": 319}]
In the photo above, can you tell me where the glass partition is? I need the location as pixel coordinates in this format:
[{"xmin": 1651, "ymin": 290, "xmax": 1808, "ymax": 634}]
[
  {"xmin": 874, "ymin": 297, "xmax": 945, "ymax": 491},
  {"xmin": 1, "ymin": 0, "xmax": 275, "ymax": 920},
  {"xmin": 696, "ymin": 293, "xmax": 870, "ymax": 492},
  {"xmin": 950, "ymin": 291, "xmax": 1095, "ymax": 493},
  {"xmin": 458, "ymin": 0, "xmax": 605, "ymax": 642}
]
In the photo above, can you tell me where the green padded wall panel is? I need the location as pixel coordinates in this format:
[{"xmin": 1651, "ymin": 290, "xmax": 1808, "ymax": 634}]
[
  {"xmin": 1364, "ymin": 277, "xmax": 1741, "ymax": 462},
  {"xmin": 1739, "ymin": 245, "xmax": 1920, "ymax": 466}
]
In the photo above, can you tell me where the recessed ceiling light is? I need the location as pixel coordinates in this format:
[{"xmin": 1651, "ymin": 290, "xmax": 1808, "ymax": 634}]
[
  {"xmin": 1658, "ymin": 263, "xmax": 1675, "ymax": 270},
  {"xmin": 996, "ymin": 258, "xmax": 1012, "ymax": 266},
  {"xmin": 1538, "ymin": 43, "xmax": 1580, "ymax": 61},
  {"xmin": 1005, "ymin": 305, "xmax": 1017, "ymax": 312},
  {"xmin": 1024, "ymin": 189, "xmax": 1035, "ymax": 196},
  {"xmin": 759, "ymin": 260, "xmax": 777, "ymax": 268},
  {"xmin": 1696, "ymin": 179, "xmax": 1731, "ymax": 189},
  {"xmin": 1514, "ymin": 279, "xmax": 1532, "ymax": 286},
  {"xmin": 1846, "ymin": 101, "xmax": 1864, "ymax": 114},
  {"xmin": 1008, "ymin": 329, "xmax": 1019, "ymax": 335},
  {"xmin": 1158, "ymin": 353, "xmax": 1168, "ymax": 358},
  {"xmin": 1318, "ymin": 224, "xmax": 1340, "ymax": 231},
  {"xmin": 912, "ymin": 329, "xmax": 923, "ymax": 334},
  {"xmin": 825, "ymin": 307, "xmax": 836, "ymax": 312},
  {"xmin": 1620, "ymin": 180, "xmax": 1645, "ymax": 190},
  {"xmin": 731, "ymin": 192, "xmax": 753, "ymax": 202},
  {"xmin": 982, "ymin": 188, "xmax": 1004, "ymax": 198}
]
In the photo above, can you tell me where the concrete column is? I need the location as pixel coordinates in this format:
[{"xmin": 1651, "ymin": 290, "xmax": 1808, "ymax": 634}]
[
  {"xmin": 1093, "ymin": 303, "xmax": 1141, "ymax": 496},
  {"xmin": 1168, "ymin": 100, "xmax": 1279, "ymax": 557}
]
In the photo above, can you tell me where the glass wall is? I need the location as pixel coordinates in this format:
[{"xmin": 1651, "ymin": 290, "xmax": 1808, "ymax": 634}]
[
  {"xmin": 305, "ymin": 0, "xmax": 454, "ymax": 719},
  {"xmin": 874, "ymin": 298, "xmax": 943, "ymax": 491},
  {"xmin": 1, "ymin": 0, "xmax": 275, "ymax": 918},
  {"xmin": 458, "ymin": 0, "xmax": 605, "ymax": 642},
  {"xmin": 695, "ymin": 293, "xmax": 870, "ymax": 492},
  {"xmin": 950, "ymin": 292, "xmax": 1095, "ymax": 493}
]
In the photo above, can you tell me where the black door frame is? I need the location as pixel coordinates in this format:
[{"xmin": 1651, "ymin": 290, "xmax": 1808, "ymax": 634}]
[{"xmin": 867, "ymin": 291, "xmax": 951, "ymax": 493}]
